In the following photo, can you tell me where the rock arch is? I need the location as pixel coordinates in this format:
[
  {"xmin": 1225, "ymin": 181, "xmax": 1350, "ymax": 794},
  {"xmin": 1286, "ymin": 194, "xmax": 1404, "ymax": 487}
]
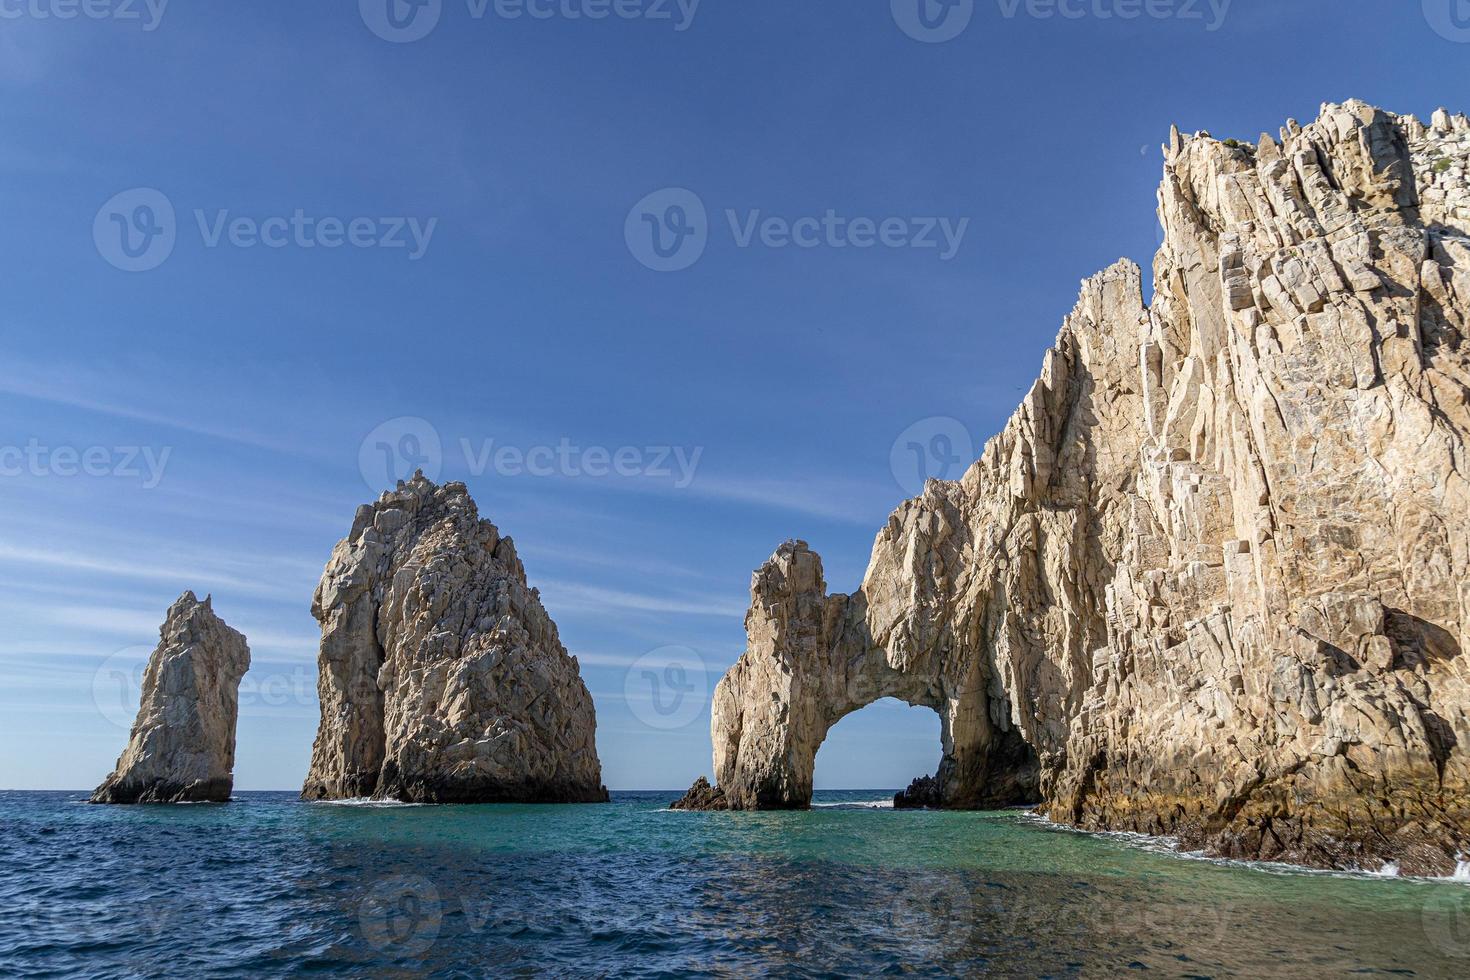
[
  {"xmin": 679, "ymin": 103, "xmax": 1470, "ymax": 875},
  {"xmin": 688, "ymin": 541, "xmax": 1039, "ymax": 810}
]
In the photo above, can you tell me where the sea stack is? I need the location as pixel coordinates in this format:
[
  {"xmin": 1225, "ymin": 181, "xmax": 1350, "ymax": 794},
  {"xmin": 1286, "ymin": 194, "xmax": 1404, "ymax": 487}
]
[
  {"xmin": 92, "ymin": 592, "xmax": 251, "ymax": 804},
  {"xmin": 677, "ymin": 101, "xmax": 1470, "ymax": 875},
  {"xmin": 302, "ymin": 473, "xmax": 608, "ymax": 804}
]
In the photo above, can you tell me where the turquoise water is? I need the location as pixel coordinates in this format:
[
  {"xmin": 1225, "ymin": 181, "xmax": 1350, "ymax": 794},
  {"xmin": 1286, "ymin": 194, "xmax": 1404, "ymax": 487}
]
[{"xmin": 2, "ymin": 790, "xmax": 1468, "ymax": 977}]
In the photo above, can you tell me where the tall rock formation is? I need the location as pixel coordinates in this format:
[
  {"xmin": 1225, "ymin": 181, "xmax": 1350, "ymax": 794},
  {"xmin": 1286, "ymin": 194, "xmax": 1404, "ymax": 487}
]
[
  {"xmin": 677, "ymin": 102, "xmax": 1470, "ymax": 874},
  {"xmin": 93, "ymin": 593, "xmax": 250, "ymax": 804},
  {"xmin": 302, "ymin": 474, "xmax": 608, "ymax": 804}
]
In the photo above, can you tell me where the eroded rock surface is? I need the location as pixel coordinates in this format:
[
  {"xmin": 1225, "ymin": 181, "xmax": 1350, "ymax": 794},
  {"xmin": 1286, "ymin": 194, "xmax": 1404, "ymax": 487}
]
[
  {"xmin": 92, "ymin": 593, "xmax": 250, "ymax": 804},
  {"xmin": 678, "ymin": 102, "xmax": 1470, "ymax": 873},
  {"xmin": 302, "ymin": 474, "xmax": 607, "ymax": 804}
]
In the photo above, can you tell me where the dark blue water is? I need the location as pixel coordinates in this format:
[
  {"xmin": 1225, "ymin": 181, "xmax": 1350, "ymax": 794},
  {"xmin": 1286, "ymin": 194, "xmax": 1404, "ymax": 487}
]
[{"xmin": 2, "ymin": 790, "xmax": 1468, "ymax": 977}]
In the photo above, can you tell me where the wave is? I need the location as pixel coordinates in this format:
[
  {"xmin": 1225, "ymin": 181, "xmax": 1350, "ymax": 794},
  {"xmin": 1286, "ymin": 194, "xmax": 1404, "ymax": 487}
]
[
  {"xmin": 811, "ymin": 799, "xmax": 894, "ymax": 810},
  {"xmin": 307, "ymin": 798, "xmax": 430, "ymax": 809},
  {"xmin": 1018, "ymin": 812, "xmax": 1470, "ymax": 885}
]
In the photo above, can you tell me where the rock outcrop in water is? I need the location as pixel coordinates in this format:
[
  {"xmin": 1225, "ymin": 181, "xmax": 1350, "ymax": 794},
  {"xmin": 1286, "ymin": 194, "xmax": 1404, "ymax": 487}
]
[
  {"xmin": 676, "ymin": 101, "xmax": 1470, "ymax": 874},
  {"xmin": 302, "ymin": 474, "xmax": 607, "ymax": 804},
  {"xmin": 92, "ymin": 592, "xmax": 250, "ymax": 804}
]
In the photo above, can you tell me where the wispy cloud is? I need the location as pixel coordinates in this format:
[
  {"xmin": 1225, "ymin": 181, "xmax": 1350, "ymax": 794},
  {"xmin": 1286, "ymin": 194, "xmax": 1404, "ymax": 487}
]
[
  {"xmin": 0, "ymin": 542, "xmax": 306, "ymax": 601},
  {"xmin": 0, "ymin": 359, "xmax": 314, "ymax": 457},
  {"xmin": 678, "ymin": 473, "xmax": 897, "ymax": 525},
  {"xmin": 538, "ymin": 579, "xmax": 746, "ymax": 619},
  {"xmin": 517, "ymin": 541, "xmax": 713, "ymax": 582}
]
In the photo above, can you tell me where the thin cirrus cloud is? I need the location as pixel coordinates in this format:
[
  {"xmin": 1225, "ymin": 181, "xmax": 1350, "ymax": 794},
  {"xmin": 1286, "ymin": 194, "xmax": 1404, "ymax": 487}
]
[
  {"xmin": 0, "ymin": 367, "xmax": 313, "ymax": 458},
  {"xmin": 536, "ymin": 579, "xmax": 746, "ymax": 619},
  {"xmin": 0, "ymin": 542, "xmax": 311, "ymax": 602}
]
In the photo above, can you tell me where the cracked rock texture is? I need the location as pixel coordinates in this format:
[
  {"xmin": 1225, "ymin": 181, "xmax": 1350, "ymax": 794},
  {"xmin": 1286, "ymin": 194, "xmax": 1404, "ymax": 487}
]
[
  {"xmin": 92, "ymin": 593, "xmax": 250, "ymax": 804},
  {"xmin": 678, "ymin": 102, "xmax": 1470, "ymax": 874},
  {"xmin": 302, "ymin": 474, "xmax": 607, "ymax": 804}
]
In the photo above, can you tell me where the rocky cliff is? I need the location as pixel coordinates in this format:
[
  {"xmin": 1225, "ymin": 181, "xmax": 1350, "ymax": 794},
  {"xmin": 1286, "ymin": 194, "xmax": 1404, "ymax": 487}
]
[
  {"xmin": 676, "ymin": 101, "xmax": 1470, "ymax": 874},
  {"xmin": 302, "ymin": 474, "xmax": 607, "ymax": 803},
  {"xmin": 93, "ymin": 592, "xmax": 250, "ymax": 804}
]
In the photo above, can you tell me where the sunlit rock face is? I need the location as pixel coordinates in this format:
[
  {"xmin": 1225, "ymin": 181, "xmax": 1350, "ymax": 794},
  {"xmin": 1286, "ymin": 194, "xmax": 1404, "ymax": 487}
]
[
  {"xmin": 302, "ymin": 474, "xmax": 607, "ymax": 804},
  {"xmin": 679, "ymin": 102, "xmax": 1470, "ymax": 874},
  {"xmin": 93, "ymin": 593, "xmax": 250, "ymax": 805}
]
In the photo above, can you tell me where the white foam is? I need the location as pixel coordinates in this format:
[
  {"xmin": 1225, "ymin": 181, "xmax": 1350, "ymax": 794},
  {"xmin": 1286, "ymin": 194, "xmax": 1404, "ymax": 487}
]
[
  {"xmin": 308, "ymin": 797, "xmax": 429, "ymax": 808},
  {"xmin": 1019, "ymin": 812, "xmax": 1470, "ymax": 884},
  {"xmin": 811, "ymin": 799, "xmax": 894, "ymax": 810}
]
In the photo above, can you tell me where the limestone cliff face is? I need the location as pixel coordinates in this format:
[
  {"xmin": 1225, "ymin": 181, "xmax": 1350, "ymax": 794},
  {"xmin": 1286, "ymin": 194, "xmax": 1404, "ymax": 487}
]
[
  {"xmin": 93, "ymin": 593, "xmax": 250, "ymax": 804},
  {"xmin": 680, "ymin": 102, "xmax": 1470, "ymax": 874},
  {"xmin": 302, "ymin": 474, "xmax": 607, "ymax": 804}
]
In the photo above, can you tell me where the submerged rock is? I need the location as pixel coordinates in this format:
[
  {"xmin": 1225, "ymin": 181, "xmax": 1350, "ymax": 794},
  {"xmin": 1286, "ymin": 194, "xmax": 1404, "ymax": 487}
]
[
  {"xmin": 684, "ymin": 102, "xmax": 1470, "ymax": 873},
  {"xmin": 92, "ymin": 593, "xmax": 250, "ymax": 805},
  {"xmin": 894, "ymin": 775, "xmax": 941, "ymax": 810},
  {"xmin": 301, "ymin": 474, "xmax": 608, "ymax": 804},
  {"xmin": 671, "ymin": 776, "xmax": 728, "ymax": 811}
]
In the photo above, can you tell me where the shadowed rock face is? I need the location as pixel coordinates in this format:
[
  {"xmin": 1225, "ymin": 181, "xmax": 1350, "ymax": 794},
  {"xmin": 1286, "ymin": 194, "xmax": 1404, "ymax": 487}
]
[
  {"xmin": 92, "ymin": 593, "xmax": 250, "ymax": 805},
  {"xmin": 678, "ymin": 101, "xmax": 1470, "ymax": 873},
  {"xmin": 301, "ymin": 474, "xmax": 607, "ymax": 804}
]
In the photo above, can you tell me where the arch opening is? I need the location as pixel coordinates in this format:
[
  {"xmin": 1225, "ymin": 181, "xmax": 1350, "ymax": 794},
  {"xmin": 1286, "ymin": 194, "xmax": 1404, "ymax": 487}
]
[{"xmin": 812, "ymin": 698, "xmax": 943, "ymax": 804}]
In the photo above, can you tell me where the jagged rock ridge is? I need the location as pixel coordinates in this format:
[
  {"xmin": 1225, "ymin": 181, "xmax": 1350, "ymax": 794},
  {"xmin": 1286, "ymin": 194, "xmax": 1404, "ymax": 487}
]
[
  {"xmin": 92, "ymin": 592, "xmax": 250, "ymax": 804},
  {"xmin": 676, "ymin": 101, "xmax": 1470, "ymax": 874},
  {"xmin": 302, "ymin": 474, "xmax": 608, "ymax": 804}
]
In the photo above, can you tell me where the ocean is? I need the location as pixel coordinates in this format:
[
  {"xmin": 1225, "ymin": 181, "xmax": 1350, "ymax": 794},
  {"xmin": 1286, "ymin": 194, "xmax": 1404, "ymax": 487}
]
[{"xmin": 2, "ymin": 789, "xmax": 1467, "ymax": 977}]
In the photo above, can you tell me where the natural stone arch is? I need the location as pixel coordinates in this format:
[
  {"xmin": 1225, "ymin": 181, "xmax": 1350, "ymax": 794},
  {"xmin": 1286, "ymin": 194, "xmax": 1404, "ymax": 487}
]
[
  {"xmin": 811, "ymin": 697, "xmax": 942, "ymax": 793},
  {"xmin": 696, "ymin": 541, "xmax": 1039, "ymax": 810}
]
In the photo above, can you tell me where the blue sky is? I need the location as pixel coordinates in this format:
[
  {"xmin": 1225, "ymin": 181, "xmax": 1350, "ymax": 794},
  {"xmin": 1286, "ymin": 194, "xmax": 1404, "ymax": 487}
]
[{"xmin": 1, "ymin": 0, "xmax": 1466, "ymax": 791}]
